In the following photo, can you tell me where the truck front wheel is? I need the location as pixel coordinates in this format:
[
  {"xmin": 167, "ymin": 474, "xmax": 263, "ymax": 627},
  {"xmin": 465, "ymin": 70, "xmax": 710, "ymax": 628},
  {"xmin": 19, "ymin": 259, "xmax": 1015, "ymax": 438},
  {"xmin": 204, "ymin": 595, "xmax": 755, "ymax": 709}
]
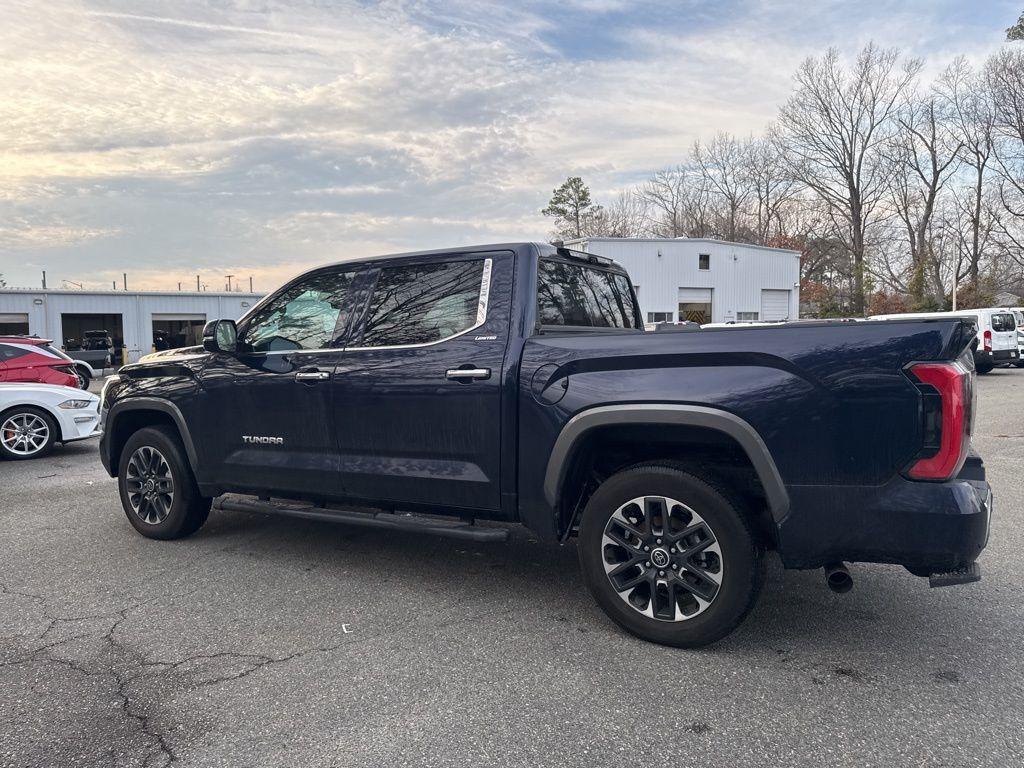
[
  {"xmin": 118, "ymin": 426, "xmax": 211, "ymax": 540},
  {"xmin": 578, "ymin": 463, "xmax": 765, "ymax": 648}
]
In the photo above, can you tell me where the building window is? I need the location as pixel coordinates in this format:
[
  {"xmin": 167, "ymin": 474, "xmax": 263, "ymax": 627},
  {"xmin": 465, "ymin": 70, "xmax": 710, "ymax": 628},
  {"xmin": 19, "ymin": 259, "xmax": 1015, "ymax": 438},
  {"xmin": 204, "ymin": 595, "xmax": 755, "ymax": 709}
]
[
  {"xmin": 647, "ymin": 312, "xmax": 673, "ymax": 323},
  {"xmin": 698, "ymin": 253, "xmax": 710, "ymax": 270},
  {"xmin": 736, "ymin": 311, "xmax": 759, "ymax": 322}
]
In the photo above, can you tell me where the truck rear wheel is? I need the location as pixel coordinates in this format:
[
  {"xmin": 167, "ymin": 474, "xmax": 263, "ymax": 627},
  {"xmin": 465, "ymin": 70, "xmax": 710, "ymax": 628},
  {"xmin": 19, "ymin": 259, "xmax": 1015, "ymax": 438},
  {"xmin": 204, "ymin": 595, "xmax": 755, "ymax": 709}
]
[
  {"xmin": 578, "ymin": 463, "xmax": 765, "ymax": 648},
  {"xmin": 118, "ymin": 426, "xmax": 211, "ymax": 540}
]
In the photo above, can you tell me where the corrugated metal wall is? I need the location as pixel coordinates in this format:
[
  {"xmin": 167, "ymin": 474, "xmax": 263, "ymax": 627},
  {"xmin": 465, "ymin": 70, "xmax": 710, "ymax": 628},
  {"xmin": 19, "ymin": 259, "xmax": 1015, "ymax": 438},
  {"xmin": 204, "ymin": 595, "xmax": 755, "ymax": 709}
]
[
  {"xmin": 0, "ymin": 290, "xmax": 263, "ymax": 363},
  {"xmin": 568, "ymin": 238, "xmax": 801, "ymax": 323}
]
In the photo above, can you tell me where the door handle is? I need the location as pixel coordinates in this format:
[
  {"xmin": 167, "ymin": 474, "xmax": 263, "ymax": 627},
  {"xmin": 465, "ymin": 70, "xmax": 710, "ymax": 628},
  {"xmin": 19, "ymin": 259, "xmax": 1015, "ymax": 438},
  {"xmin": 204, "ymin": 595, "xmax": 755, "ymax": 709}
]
[
  {"xmin": 295, "ymin": 369, "xmax": 331, "ymax": 381},
  {"xmin": 445, "ymin": 367, "xmax": 491, "ymax": 381}
]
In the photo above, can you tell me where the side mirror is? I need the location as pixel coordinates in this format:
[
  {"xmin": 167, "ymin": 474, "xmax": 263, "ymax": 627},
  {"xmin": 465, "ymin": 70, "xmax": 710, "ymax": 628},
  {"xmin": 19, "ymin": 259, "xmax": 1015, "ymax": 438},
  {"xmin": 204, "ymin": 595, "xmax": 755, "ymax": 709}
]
[{"xmin": 203, "ymin": 319, "xmax": 237, "ymax": 354}]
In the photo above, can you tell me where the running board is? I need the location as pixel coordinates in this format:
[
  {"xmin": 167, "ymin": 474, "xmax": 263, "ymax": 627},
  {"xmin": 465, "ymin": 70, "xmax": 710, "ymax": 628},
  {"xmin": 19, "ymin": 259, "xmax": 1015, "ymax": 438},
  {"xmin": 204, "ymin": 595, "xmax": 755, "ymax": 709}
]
[
  {"xmin": 928, "ymin": 562, "xmax": 981, "ymax": 588},
  {"xmin": 213, "ymin": 495, "xmax": 510, "ymax": 543}
]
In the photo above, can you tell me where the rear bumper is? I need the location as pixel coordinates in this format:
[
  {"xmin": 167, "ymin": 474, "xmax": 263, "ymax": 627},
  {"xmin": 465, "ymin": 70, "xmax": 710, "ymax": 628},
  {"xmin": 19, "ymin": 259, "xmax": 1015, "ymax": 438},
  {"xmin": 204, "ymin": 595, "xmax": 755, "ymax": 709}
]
[
  {"xmin": 978, "ymin": 348, "xmax": 1019, "ymax": 364},
  {"xmin": 776, "ymin": 462, "xmax": 992, "ymax": 572}
]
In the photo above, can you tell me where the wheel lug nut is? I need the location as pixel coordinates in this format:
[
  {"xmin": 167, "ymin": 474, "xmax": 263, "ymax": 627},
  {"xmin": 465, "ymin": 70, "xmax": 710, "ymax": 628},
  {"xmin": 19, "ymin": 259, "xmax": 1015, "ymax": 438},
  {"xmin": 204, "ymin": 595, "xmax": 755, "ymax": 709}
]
[
  {"xmin": 645, "ymin": 561, "xmax": 651, "ymax": 567},
  {"xmin": 658, "ymin": 570, "xmax": 665, "ymax": 577},
  {"xmin": 671, "ymin": 563, "xmax": 678, "ymax": 569},
  {"xmin": 656, "ymin": 538, "xmax": 662, "ymax": 544},
  {"xmin": 643, "ymin": 546, "xmax": 650, "ymax": 552}
]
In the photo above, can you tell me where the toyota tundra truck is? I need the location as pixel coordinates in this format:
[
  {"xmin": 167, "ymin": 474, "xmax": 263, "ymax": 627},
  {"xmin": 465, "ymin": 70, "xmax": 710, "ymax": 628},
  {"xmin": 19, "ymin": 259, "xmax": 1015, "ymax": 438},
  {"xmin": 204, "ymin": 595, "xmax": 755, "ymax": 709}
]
[{"xmin": 98, "ymin": 242, "xmax": 992, "ymax": 647}]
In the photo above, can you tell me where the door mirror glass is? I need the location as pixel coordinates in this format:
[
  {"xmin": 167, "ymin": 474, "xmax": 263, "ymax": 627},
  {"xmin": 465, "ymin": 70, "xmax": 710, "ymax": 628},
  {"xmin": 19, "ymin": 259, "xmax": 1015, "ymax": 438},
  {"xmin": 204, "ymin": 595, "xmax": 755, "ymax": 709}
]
[{"xmin": 203, "ymin": 319, "xmax": 237, "ymax": 353}]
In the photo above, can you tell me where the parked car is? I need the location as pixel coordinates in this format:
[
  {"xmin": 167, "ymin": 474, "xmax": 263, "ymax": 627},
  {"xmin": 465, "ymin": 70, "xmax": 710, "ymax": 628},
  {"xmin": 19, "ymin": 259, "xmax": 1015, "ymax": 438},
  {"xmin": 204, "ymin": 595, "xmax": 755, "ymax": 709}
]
[
  {"xmin": 0, "ymin": 336, "xmax": 80, "ymax": 388},
  {"xmin": 0, "ymin": 383, "xmax": 100, "ymax": 459},
  {"xmin": 69, "ymin": 359, "xmax": 96, "ymax": 389},
  {"xmin": 869, "ymin": 308, "xmax": 1018, "ymax": 373},
  {"xmin": 98, "ymin": 242, "xmax": 991, "ymax": 647}
]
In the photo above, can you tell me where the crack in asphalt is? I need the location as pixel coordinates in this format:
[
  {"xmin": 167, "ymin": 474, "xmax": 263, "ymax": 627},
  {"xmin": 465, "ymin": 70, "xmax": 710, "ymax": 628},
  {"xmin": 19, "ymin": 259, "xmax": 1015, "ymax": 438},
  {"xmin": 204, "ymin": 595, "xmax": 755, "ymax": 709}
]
[{"xmin": 2, "ymin": 572, "xmax": 513, "ymax": 766}]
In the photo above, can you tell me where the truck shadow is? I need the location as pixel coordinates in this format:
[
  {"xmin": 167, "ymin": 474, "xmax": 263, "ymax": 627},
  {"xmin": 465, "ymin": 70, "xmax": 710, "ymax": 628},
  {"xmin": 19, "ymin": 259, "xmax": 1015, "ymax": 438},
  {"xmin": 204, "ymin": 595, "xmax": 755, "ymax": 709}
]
[{"xmin": 196, "ymin": 507, "xmax": 994, "ymax": 664}]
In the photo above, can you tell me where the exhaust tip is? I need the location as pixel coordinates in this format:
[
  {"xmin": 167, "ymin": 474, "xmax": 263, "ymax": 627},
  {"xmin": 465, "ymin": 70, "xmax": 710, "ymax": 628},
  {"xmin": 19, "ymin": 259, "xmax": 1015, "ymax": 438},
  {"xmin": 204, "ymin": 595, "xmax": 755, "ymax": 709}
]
[{"xmin": 825, "ymin": 563, "xmax": 853, "ymax": 594}]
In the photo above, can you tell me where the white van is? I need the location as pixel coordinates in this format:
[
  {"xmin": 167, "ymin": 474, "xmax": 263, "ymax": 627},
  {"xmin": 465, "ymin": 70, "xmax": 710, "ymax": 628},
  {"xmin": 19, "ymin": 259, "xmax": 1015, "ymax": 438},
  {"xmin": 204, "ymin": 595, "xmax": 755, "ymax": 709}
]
[
  {"xmin": 1013, "ymin": 308, "xmax": 1024, "ymax": 367},
  {"xmin": 869, "ymin": 308, "xmax": 1018, "ymax": 374}
]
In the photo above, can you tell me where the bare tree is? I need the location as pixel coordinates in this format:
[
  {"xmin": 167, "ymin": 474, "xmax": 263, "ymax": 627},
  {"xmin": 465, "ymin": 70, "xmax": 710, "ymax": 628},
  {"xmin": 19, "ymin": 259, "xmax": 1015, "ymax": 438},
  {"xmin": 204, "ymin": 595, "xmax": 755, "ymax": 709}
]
[
  {"xmin": 937, "ymin": 57, "xmax": 998, "ymax": 291},
  {"xmin": 595, "ymin": 190, "xmax": 648, "ymax": 238},
  {"xmin": 692, "ymin": 132, "xmax": 752, "ymax": 242},
  {"xmin": 778, "ymin": 44, "xmax": 922, "ymax": 314},
  {"xmin": 640, "ymin": 166, "xmax": 689, "ymax": 237},
  {"xmin": 987, "ymin": 48, "xmax": 1024, "ymax": 268},
  {"xmin": 746, "ymin": 131, "xmax": 800, "ymax": 245},
  {"xmin": 887, "ymin": 91, "xmax": 963, "ymax": 307}
]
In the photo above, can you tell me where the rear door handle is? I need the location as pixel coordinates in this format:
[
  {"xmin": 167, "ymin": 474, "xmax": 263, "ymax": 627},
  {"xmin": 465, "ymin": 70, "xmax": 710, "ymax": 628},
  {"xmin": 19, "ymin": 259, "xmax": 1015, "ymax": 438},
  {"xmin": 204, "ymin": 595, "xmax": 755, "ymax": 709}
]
[
  {"xmin": 296, "ymin": 369, "xmax": 331, "ymax": 381},
  {"xmin": 445, "ymin": 367, "xmax": 491, "ymax": 381}
]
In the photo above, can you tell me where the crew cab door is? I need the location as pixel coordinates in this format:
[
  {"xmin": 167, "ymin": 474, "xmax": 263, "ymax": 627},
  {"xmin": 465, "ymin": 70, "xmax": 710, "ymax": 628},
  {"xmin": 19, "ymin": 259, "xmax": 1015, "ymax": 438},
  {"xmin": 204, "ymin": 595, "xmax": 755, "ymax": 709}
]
[
  {"xmin": 198, "ymin": 266, "xmax": 359, "ymax": 496},
  {"xmin": 331, "ymin": 251, "xmax": 512, "ymax": 512}
]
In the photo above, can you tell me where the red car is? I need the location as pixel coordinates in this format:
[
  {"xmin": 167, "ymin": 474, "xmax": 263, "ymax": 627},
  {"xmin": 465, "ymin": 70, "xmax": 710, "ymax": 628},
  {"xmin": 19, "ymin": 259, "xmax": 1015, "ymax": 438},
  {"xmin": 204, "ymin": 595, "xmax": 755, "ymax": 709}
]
[{"xmin": 0, "ymin": 337, "xmax": 80, "ymax": 388}]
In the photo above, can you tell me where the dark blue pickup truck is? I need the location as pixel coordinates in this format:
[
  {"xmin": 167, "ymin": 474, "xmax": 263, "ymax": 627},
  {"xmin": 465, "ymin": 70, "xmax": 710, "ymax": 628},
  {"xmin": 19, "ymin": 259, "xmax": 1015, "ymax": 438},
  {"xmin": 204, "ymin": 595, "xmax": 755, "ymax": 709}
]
[{"xmin": 99, "ymin": 242, "xmax": 992, "ymax": 646}]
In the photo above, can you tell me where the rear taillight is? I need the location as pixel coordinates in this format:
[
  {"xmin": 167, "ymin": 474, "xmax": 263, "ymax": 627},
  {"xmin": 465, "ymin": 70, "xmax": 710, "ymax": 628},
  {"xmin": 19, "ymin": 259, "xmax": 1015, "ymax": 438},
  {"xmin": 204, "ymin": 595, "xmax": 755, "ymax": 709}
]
[
  {"xmin": 906, "ymin": 361, "xmax": 973, "ymax": 481},
  {"xmin": 983, "ymin": 329, "xmax": 992, "ymax": 351}
]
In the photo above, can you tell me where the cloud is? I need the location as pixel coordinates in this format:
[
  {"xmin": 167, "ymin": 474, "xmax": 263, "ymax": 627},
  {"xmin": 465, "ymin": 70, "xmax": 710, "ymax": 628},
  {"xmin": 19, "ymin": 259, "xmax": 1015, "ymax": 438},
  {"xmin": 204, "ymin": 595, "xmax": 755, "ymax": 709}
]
[{"xmin": 0, "ymin": 0, "xmax": 1016, "ymax": 288}]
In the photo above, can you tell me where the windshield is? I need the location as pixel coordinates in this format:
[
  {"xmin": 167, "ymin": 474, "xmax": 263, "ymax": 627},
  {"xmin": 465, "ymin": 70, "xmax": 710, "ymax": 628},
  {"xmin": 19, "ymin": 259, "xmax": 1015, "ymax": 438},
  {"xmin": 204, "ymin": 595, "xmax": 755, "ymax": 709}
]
[
  {"xmin": 992, "ymin": 313, "xmax": 1016, "ymax": 333},
  {"xmin": 537, "ymin": 258, "xmax": 639, "ymax": 329}
]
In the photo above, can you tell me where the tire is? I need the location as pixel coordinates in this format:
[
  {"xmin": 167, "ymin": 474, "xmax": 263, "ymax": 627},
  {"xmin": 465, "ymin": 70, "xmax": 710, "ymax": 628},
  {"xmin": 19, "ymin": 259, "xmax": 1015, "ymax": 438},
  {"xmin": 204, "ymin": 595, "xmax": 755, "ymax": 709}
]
[
  {"xmin": 976, "ymin": 362, "xmax": 993, "ymax": 375},
  {"xmin": 0, "ymin": 406, "xmax": 59, "ymax": 460},
  {"xmin": 118, "ymin": 426, "xmax": 211, "ymax": 540},
  {"xmin": 578, "ymin": 462, "xmax": 765, "ymax": 648},
  {"xmin": 75, "ymin": 365, "xmax": 91, "ymax": 390}
]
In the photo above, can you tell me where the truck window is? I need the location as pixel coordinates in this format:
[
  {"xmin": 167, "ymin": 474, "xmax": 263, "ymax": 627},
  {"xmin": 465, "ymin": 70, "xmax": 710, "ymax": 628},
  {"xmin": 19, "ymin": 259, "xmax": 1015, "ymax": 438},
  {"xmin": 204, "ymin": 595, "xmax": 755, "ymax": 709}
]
[
  {"xmin": 992, "ymin": 313, "xmax": 1016, "ymax": 332},
  {"xmin": 243, "ymin": 269, "xmax": 356, "ymax": 352},
  {"xmin": 537, "ymin": 259, "xmax": 638, "ymax": 329},
  {"xmin": 358, "ymin": 259, "xmax": 488, "ymax": 348}
]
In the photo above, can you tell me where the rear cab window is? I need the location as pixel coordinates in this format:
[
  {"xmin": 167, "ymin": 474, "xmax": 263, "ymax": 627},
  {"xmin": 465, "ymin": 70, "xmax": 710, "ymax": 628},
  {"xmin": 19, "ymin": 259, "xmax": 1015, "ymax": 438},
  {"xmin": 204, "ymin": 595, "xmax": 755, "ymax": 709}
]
[
  {"xmin": 353, "ymin": 258, "xmax": 490, "ymax": 348},
  {"xmin": 536, "ymin": 257, "xmax": 640, "ymax": 331}
]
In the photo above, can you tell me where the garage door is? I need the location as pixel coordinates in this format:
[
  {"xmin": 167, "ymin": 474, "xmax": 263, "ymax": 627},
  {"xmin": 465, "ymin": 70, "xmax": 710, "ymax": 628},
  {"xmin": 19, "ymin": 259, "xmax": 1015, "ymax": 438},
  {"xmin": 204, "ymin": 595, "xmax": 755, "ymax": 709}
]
[
  {"xmin": 0, "ymin": 313, "xmax": 30, "ymax": 335},
  {"xmin": 760, "ymin": 289, "xmax": 791, "ymax": 321},
  {"xmin": 678, "ymin": 288, "xmax": 713, "ymax": 324}
]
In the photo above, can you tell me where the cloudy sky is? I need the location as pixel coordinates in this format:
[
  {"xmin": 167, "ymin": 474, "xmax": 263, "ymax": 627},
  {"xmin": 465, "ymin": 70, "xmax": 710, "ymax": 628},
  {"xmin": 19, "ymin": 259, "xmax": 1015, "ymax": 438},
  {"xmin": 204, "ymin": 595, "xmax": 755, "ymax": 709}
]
[{"xmin": 0, "ymin": 0, "xmax": 1018, "ymax": 292}]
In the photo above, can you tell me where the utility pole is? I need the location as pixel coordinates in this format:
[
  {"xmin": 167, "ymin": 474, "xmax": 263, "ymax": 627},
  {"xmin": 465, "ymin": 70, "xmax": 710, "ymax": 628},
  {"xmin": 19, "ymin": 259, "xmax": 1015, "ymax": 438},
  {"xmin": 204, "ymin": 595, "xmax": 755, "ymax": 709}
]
[
  {"xmin": 123, "ymin": 273, "xmax": 127, "ymax": 291},
  {"xmin": 249, "ymin": 276, "xmax": 253, "ymax": 292},
  {"xmin": 952, "ymin": 279, "xmax": 958, "ymax": 311},
  {"xmin": 196, "ymin": 274, "xmax": 200, "ymax": 291},
  {"xmin": 178, "ymin": 282, "xmax": 182, "ymax": 291},
  {"xmin": 42, "ymin": 270, "xmax": 47, "ymax": 289},
  {"xmin": 226, "ymin": 274, "xmax": 234, "ymax": 292}
]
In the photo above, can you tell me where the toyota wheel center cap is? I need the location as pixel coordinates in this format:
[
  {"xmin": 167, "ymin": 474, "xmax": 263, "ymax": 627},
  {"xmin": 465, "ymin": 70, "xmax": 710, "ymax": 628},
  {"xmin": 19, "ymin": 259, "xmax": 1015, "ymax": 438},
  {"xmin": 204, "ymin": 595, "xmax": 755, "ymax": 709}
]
[{"xmin": 651, "ymin": 548, "xmax": 670, "ymax": 568}]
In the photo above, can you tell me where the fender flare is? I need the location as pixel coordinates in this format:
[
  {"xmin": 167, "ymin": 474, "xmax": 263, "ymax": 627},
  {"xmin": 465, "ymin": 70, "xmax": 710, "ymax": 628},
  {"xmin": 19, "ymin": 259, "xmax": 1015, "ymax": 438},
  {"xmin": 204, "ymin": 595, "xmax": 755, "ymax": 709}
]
[
  {"xmin": 103, "ymin": 398, "xmax": 201, "ymax": 476},
  {"xmin": 543, "ymin": 404, "xmax": 790, "ymax": 522}
]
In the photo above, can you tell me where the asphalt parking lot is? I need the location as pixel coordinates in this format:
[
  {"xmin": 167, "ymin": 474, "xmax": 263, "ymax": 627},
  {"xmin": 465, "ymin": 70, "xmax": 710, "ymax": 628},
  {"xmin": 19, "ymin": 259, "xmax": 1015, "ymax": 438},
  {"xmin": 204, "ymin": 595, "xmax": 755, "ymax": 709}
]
[{"xmin": 1, "ymin": 372, "xmax": 1022, "ymax": 767}]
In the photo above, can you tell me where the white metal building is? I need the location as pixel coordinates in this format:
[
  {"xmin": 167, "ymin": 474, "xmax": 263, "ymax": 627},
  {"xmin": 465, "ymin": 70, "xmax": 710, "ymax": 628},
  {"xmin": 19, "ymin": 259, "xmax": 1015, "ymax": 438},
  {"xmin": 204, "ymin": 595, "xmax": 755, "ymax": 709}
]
[
  {"xmin": 564, "ymin": 237, "xmax": 801, "ymax": 325},
  {"xmin": 0, "ymin": 288, "xmax": 263, "ymax": 363}
]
